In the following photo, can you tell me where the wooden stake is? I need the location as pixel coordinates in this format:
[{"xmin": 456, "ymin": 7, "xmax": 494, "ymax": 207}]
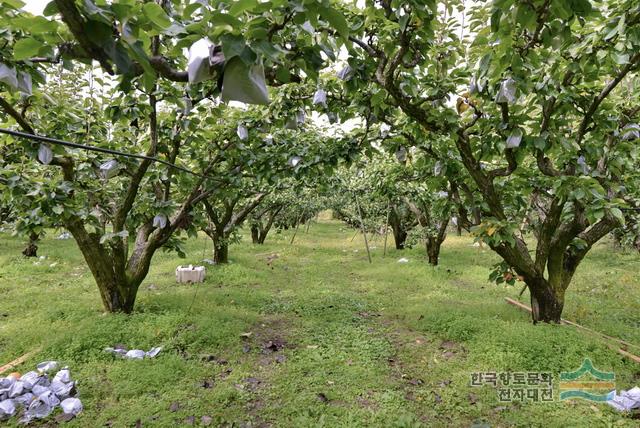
[
  {"xmin": 383, "ymin": 201, "xmax": 391, "ymax": 257},
  {"xmin": 505, "ymin": 297, "xmax": 640, "ymax": 363},
  {"xmin": 0, "ymin": 349, "xmax": 40, "ymax": 374},
  {"xmin": 355, "ymin": 194, "xmax": 372, "ymax": 264},
  {"xmin": 290, "ymin": 210, "xmax": 305, "ymax": 245},
  {"xmin": 618, "ymin": 348, "xmax": 640, "ymax": 364}
]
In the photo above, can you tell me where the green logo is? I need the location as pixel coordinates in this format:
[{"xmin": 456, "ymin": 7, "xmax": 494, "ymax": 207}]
[{"xmin": 559, "ymin": 359, "xmax": 615, "ymax": 402}]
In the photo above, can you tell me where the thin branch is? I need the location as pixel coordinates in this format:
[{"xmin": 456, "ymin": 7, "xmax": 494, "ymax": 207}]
[
  {"xmin": 575, "ymin": 52, "xmax": 640, "ymax": 147},
  {"xmin": 0, "ymin": 96, "xmax": 34, "ymax": 133}
]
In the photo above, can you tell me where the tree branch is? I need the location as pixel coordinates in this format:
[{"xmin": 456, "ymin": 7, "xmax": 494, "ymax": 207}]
[{"xmin": 575, "ymin": 52, "xmax": 640, "ymax": 147}]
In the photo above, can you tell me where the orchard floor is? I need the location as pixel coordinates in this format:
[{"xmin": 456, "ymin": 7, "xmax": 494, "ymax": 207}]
[{"xmin": 1, "ymin": 220, "xmax": 639, "ymax": 427}]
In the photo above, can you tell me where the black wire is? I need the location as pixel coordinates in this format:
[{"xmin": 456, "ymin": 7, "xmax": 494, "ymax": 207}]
[{"xmin": 0, "ymin": 127, "xmax": 203, "ymax": 177}]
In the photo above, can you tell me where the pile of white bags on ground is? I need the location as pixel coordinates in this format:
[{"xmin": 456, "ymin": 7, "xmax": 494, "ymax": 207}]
[
  {"xmin": 607, "ymin": 386, "xmax": 640, "ymax": 411},
  {"xmin": 0, "ymin": 361, "xmax": 82, "ymax": 423}
]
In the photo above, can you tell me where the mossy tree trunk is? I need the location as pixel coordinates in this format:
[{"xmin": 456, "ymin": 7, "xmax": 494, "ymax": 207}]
[
  {"xmin": 203, "ymin": 193, "xmax": 268, "ymax": 263},
  {"xmin": 22, "ymin": 231, "xmax": 40, "ymax": 257},
  {"xmin": 388, "ymin": 205, "xmax": 409, "ymax": 249}
]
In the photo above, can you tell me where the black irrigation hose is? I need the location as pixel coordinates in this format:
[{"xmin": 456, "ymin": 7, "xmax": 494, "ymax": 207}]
[{"xmin": 0, "ymin": 127, "xmax": 203, "ymax": 177}]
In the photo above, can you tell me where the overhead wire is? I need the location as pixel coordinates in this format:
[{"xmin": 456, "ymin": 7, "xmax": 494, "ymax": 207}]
[{"xmin": 0, "ymin": 127, "xmax": 203, "ymax": 177}]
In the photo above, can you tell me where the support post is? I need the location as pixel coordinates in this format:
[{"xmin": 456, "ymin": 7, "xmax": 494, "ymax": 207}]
[
  {"xmin": 383, "ymin": 201, "xmax": 391, "ymax": 257},
  {"xmin": 355, "ymin": 194, "xmax": 372, "ymax": 264},
  {"xmin": 290, "ymin": 209, "xmax": 305, "ymax": 245}
]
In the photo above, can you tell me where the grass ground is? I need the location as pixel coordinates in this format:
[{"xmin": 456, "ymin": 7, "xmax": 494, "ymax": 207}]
[{"xmin": 0, "ymin": 220, "xmax": 639, "ymax": 427}]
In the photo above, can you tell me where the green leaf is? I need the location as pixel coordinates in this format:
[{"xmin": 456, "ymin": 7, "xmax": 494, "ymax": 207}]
[
  {"xmin": 182, "ymin": 2, "xmax": 201, "ymax": 19},
  {"xmin": 319, "ymin": 6, "xmax": 349, "ymax": 39},
  {"xmin": 610, "ymin": 207, "xmax": 624, "ymax": 224},
  {"xmin": 490, "ymin": 9, "xmax": 502, "ymax": 33},
  {"xmin": 221, "ymin": 34, "xmax": 246, "ymax": 61},
  {"xmin": 142, "ymin": 2, "xmax": 171, "ymax": 29},
  {"xmin": 229, "ymin": 0, "xmax": 258, "ymax": 16},
  {"xmin": 43, "ymin": 1, "xmax": 58, "ymax": 16},
  {"xmin": 614, "ymin": 52, "xmax": 629, "ymax": 65},
  {"xmin": 3, "ymin": 0, "xmax": 25, "ymax": 9},
  {"xmin": 210, "ymin": 12, "xmax": 242, "ymax": 30},
  {"xmin": 13, "ymin": 38, "xmax": 44, "ymax": 60}
]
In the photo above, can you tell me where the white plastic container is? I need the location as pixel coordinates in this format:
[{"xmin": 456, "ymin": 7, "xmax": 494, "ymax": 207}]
[{"xmin": 175, "ymin": 265, "xmax": 206, "ymax": 283}]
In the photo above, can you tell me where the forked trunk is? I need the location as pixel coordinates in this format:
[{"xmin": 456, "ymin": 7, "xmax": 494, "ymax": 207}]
[
  {"xmin": 80, "ymin": 248, "xmax": 142, "ymax": 313},
  {"xmin": 251, "ymin": 225, "xmax": 260, "ymax": 244},
  {"xmin": 65, "ymin": 218, "xmax": 149, "ymax": 313},
  {"xmin": 393, "ymin": 229, "xmax": 407, "ymax": 250},
  {"xmin": 206, "ymin": 226, "xmax": 230, "ymax": 264},
  {"xmin": 388, "ymin": 207, "xmax": 408, "ymax": 250},
  {"xmin": 529, "ymin": 278, "xmax": 565, "ymax": 323},
  {"xmin": 214, "ymin": 243, "xmax": 229, "ymax": 264},
  {"xmin": 425, "ymin": 218, "xmax": 449, "ymax": 266},
  {"xmin": 95, "ymin": 275, "xmax": 139, "ymax": 314},
  {"xmin": 22, "ymin": 231, "xmax": 39, "ymax": 257},
  {"xmin": 426, "ymin": 237, "xmax": 441, "ymax": 266}
]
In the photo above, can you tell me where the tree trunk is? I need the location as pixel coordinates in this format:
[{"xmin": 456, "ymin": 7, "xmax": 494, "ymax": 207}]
[
  {"xmin": 389, "ymin": 212, "xmax": 407, "ymax": 249},
  {"xmin": 64, "ymin": 217, "xmax": 147, "ymax": 313},
  {"xmin": 77, "ymin": 245, "xmax": 141, "ymax": 313},
  {"xmin": 214, "ymin": 243, "xmax": 229, "ymax": 264},
  {"xmin": 212, "ymin": 231, "xmax": 229, "ymax": 263},
  {"xmin": 528, "ymin": 278, "xmax": 565, "ymax": 323},
  {"xmin": 94, "ymin": 273, "xmax": 139, "ymax": 314},
  {"xmin": 251, "ymin": 225, "xmax": 260, "ymax": 244},
  {"xmin": 257, "ymin": 206, "xmax": 280, "ymax": 244},
  {"xmin": 393, "ymin": 229, "xmax": 407, "ymax": 249},
  {"xmin": 22, "ymin": 232, "xmax": 39, "ymax": 257},
  {"xmin": 426, "ymin": 237, "xmax": 441, "ymax": 266}
]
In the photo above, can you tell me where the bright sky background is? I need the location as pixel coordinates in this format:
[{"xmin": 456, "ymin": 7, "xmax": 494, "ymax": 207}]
[
  {"xmin": 23, "ymin": 0, "xmax": 46, "ymax": 15},
  {"xmin": 19, "ymin": 0, "xmax": 468, "ymax": 135}
]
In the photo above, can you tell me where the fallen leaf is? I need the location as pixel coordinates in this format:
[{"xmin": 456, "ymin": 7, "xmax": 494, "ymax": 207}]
[
  {"xmin": 200, "ymin": 379, "xmax": 214, "ymax": 389},
  {"xmin": 262, "ymin": 339, "xmax": 285, "ymax": 352},
  {"xmin": 439, "ymin": 340, "xmax": 458, "ymax": 350},
  {"xmin": 240, "ymin": 332, "xmax": 252, "ymax": 338},
  {"xmin": 243, "ymin": 377, "xmax": 261, "ymax": 391},
  {"xmin": 201, "ymin": 355, "xmax": 228, "ymax": 365},
  {"xmin": 55, "ymin": 413, "xmax": 75, "ymax": 422}
]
